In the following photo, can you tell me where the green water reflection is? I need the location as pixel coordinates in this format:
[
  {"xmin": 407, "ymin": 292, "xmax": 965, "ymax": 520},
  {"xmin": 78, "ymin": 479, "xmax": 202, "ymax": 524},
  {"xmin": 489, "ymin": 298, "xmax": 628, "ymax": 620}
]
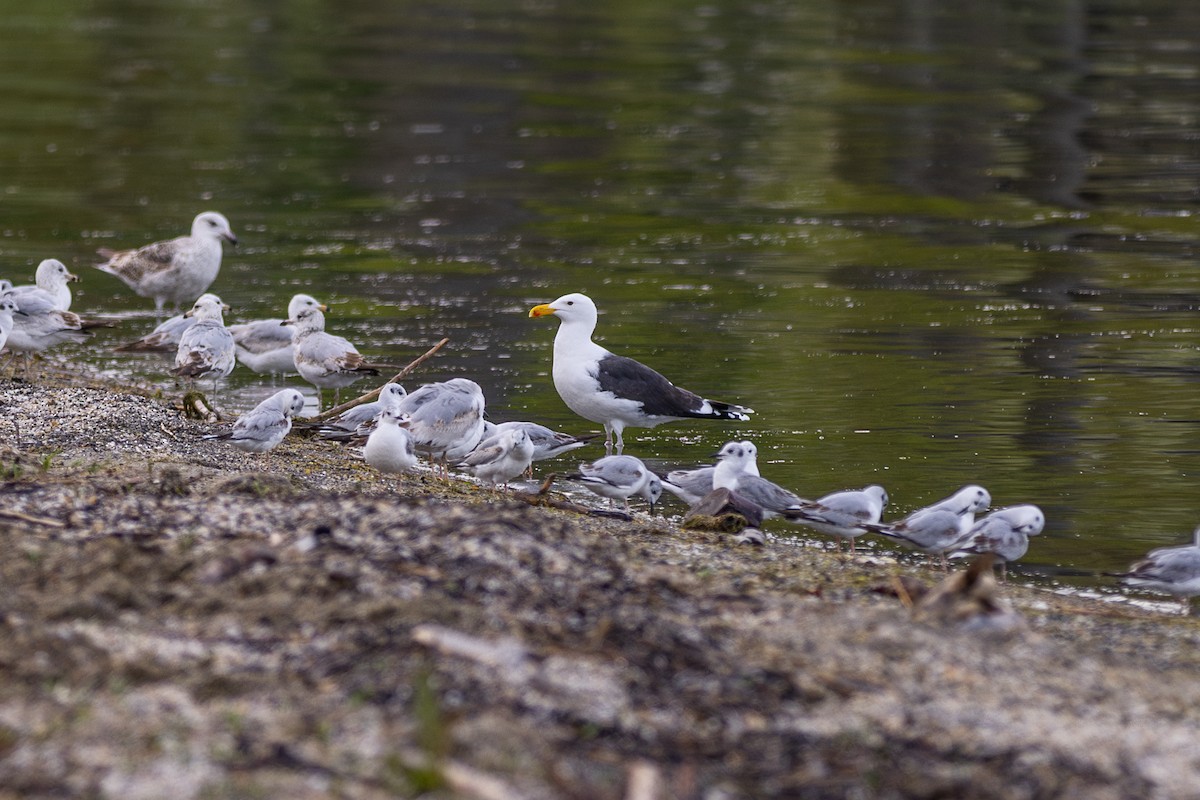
[{"xmin": 4, "ymin": 0, "xmax": 1200, "ymax": 589}]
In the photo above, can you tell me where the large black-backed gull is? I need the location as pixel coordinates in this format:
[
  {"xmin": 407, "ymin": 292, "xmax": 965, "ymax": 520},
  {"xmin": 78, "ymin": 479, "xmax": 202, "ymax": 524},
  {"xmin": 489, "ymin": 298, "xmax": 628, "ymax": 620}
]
[{"xmin": 528, "ymin": 292, "xmax": 753, "ymax": 454}]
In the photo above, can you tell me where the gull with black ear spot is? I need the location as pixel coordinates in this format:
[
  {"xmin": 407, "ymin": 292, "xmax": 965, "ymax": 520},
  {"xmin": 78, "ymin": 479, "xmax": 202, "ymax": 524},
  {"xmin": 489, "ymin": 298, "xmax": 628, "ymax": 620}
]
[
  {"xmin": 0, "ymin": 296, "xmax": 22, "ymax": 356},
  {"xmin": 949, "ymin": 504, "xmax": 1045, "ymax": 582},
  {"xmin": 662, "ymin": 440, "xmax": 762, "ymax": 506},
  {"xmin": 710, "ymin": 440, "xmax": 810, "ymax": 518},
  {"xmin": 567, "ymin": 454, "xmax": 662, "ymax": 514},
  {"xmin": 863, "ymin": 485, "xmax": 992, "ymax": 570},
  {"xmin": 283, "ymin": 305, "xmax": 390, "ymax": 406},
  {"xmin": 529, "ymin": 292, "xmax": 753, "ymax": 455},
  {"xmin": 457, "ymin": 427, "xmax": 537, "ymax": 489},
  {"xmin": 785, "ymin": 485, "xmax": 889, "ymax": 554},
  {"xmin": 1107, "ymin": 526, "xmax": 1200, "ymax": 615},
  {"xmin": 204, "ymin": 388, "xmax": 306, "ymax": 460},
  {"xmin": 94, "ymin": 211, "xmax": 237, "ymax": 313},
  {"xmin": 363, "ymin": 405, "xmax": 420, "ymax": 474}
]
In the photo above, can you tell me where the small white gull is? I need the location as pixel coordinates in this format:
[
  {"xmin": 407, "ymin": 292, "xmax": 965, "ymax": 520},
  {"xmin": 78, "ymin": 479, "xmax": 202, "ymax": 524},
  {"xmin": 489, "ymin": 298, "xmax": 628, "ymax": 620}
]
[
  {"xmin": 363, "ymin": 406, "xmax": 420, "ymax": 474},
  {"xmin": 661, "ymin": 440, "xmax": 761, "ymax": 506},
  {"xmin": 710, "ymin": 440, "xmax": 809, "ymax": 518},
  {"xmin": 487, "ymin": 420, "xmax": 598, "ymax": 475},
  {"xmin": 229, "ymin": 293, "xmax": 325, "ymax": 375},
  {"xmin": 1109, "ymin": 527, "xmax": 1200, "ymax": 614},
  {"xmin": 529, "ymin": 292, "xmax": 753, "ymax": 454},
  {"xmin": 95, "ymin": 211, "xmax": 237, "ymax": 312},
  {"xmin": 568, "ymin": 454, "xmax": 662, "ymax": 513},
  {"xmin": 865, "ymin": 485, "xmax": 992, "ymax": 569},
  {"xmin": 114, "ymin": 293, "xmax": 225, "ymax": 353},
  {"xmin": 949, "ymin": 504, "xmax": 1045, "ymax": 582},
  {"xmin": 786, "ymin": 485, "xmax": 889, "ymax": 554},
  {"xmin": 457, "ymin": 426, "xmax": 536, "ymax": 488},
  {"xmin": 316, "ymin": 382, "xmax": 409, "ymax": 439},
  {"xmin": 205, "ymin": 388, "xmax": 305, "ymax": 455},
  {"xmin": 172, "ymin": 295, "xmax": 235, "ymax": 382}
]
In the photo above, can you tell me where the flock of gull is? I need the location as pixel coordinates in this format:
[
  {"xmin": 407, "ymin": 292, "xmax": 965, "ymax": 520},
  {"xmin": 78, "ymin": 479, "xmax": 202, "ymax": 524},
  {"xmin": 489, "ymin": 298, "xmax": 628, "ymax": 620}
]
[{"xmin": 1, "ymin": 211, "xmax": 1198, "ymax": 611}]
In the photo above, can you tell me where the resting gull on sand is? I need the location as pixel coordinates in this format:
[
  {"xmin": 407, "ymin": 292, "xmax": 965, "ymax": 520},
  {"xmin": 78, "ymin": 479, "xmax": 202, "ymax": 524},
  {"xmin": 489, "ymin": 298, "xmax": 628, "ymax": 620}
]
[
  {"xmin": 786, "ymin": 485, "xmax": 890, "ymax": 554},
  {"xmin": 949, "ymin": 504, "xmax": 1045, "ymax": 582},
  {"xmin": 567, "ymin": 454, "xmax": 662, "ymax": 513},
  {"xmin": 863, "ymin": 485, "xmax": 992, "ymax": 569},
  {"xmin": 1108, "ymin": 526, "xmax": 1200, "ymax": 614},
  {"xmin": 204, "ymin": 388, "xmax": 305, "ymax": 456}
]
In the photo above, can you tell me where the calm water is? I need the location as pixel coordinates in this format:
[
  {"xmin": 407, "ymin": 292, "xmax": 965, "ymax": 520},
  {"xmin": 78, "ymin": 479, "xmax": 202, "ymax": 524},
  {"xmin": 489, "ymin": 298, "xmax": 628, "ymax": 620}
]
[{"xmin": 4, "ymin": 0, "xmax": 1200, "ymax": 593}]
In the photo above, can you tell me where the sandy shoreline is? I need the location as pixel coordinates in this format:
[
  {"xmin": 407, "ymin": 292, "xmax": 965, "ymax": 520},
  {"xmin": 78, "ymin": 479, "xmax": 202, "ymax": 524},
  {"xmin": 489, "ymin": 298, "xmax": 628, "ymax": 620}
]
[{"xmin": 2, "ymin": 366, "xmax": 1200, "ymax": 799}]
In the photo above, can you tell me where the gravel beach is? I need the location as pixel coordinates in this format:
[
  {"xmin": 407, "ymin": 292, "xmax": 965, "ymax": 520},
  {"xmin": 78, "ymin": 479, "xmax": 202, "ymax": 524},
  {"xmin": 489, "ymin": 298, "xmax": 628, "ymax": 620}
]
[{"xmin": 2, "ymin": 366, "xmax": 1200, "ymax": 799}]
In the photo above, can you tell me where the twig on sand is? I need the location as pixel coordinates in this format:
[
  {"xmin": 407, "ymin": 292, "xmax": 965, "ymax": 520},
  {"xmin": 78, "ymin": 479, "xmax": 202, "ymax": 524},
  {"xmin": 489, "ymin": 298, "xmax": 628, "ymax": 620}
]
[
  {"xmin": 307, "ymin": 338, "xmax": 450, "ymax": 424},
  {"xmin": 0, "ymin": 509, "xmax": 65, "ymax": 528}
]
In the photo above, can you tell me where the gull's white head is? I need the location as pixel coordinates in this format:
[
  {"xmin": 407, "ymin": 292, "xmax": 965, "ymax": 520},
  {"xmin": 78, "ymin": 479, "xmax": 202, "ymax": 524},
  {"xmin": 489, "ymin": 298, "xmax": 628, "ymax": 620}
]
[
  {"xmin": 35, "ymin": 258, "xmax": 79, "ymax": 288},
  {"xmin": 192, "ymin": 211, "xmax": 238, "ymax": 245},
  {"xmin": 945, "ymin": 484, "xmax": 991, "ymax": 515},
  {"xmin": 712, "ymin": 440, "xmax": 757, "ymax": 490},
  {"xmin": 276, "ymin": 388, "xmax": 306, "ymax": 418},
  {"xmin": 999, "ymin": 504, "xmax": 1045, "ymax": 536},
  {"xmin": 287, "ymin": 293, "xmax": 326, "ymax": 319},
  {"xmin": 282, "ymin": 305, "xmax": 327, "ymax": 334},
  {"xmin": 380, "ymin": 382, "xmax": 408, "ymax": 409},
  {"xmin": 184, "ymin": 295, "xmax": 227, "ymax": 322},
  {"xmin": 528, "ymin": 292, "xmax": 598, "ymax": 327},
  {"xmin": 864, "ymin": 485, "xmax": 889, "ymax": 513}
]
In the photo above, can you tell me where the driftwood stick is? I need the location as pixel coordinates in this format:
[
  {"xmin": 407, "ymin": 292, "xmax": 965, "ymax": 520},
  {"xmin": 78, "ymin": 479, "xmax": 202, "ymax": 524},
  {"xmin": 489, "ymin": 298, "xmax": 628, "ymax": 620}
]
[
  {"xmin": 0, "ymin": 509, "xmax": 65, "ymax": 528},
  {"xmin": 307, "ymin": 337, "xmax": 450, "ymax": 424}
]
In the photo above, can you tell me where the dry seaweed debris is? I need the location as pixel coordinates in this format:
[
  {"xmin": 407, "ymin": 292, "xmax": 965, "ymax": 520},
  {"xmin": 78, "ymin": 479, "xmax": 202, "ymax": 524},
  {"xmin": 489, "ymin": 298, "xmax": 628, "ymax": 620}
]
[{"xmin": 4, "ymin": 379, "xmax": 1200, "ymax": 798}]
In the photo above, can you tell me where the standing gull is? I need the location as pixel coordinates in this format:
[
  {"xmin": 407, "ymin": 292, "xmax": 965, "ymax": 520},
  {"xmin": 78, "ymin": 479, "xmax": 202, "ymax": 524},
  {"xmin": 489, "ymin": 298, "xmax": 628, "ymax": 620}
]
[
  {"xmin": 710, "ymin": 440, "xmax": 809, "ymax": 518},
  {"xmin": 204, "ymin": 389, "xmax": 305, "ymax": 456},
  {"xmin": 865, "ymin": 485, "xmax": 992, "ymax": 569},
  {"xmin": 94, "ymin": 211, "xmax": 237, "ymax": 312},
  {"xmin": 114, "ymin": 293, "xmax": 226, "ymax": 353},
  {"xmin": 457, "ymin": 427, "xmax": 536, "ymax": 489},
  {"xmin": 529, "ymin": 293, "xmax": 753, "ymax": 454},
  {"xmin": 1108, "ymin": 527, "xmax": 1200, "ymax": 615},
  {"xmin": 395, "ymin": 378, "xmax": 487, "ymax": 472},
  {"xmin": 229, "ymin": 293, "xmax": 325, "ymax": 375},
  {"xmin": 568, "ymin": 454, "xmax": 663, "ymax": 513},
  {"xmin": 662, "ymin": 440, "xmax": 762, "ymax": 506},
  {"xmin": 363, "ymin": 405, "xmax": 419, "ymax": 474},
  {"xmin": 284, "ymin": 306, "xmax": 386, "ymax": 405},
  {"xmin": 172, "ymin": 295, "xmax": 235, "ymax": 385},
  {"xmin": 8, "ymin": 259, "xmax": 79, "ymax": 311},
  {"xmin": 786, "ymin": 485, "xmax": 890, "ymax": 554},
  {"xmin": 949, "ymin": 504, "xmax": 1045, "ymax": 582}
]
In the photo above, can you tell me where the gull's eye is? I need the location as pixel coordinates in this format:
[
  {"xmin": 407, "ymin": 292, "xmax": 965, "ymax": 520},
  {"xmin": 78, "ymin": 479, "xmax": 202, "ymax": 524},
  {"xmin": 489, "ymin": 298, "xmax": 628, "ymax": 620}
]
[{"xmin": 566, "ymin": 300, "xmax": 574, "ymax": 305}]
